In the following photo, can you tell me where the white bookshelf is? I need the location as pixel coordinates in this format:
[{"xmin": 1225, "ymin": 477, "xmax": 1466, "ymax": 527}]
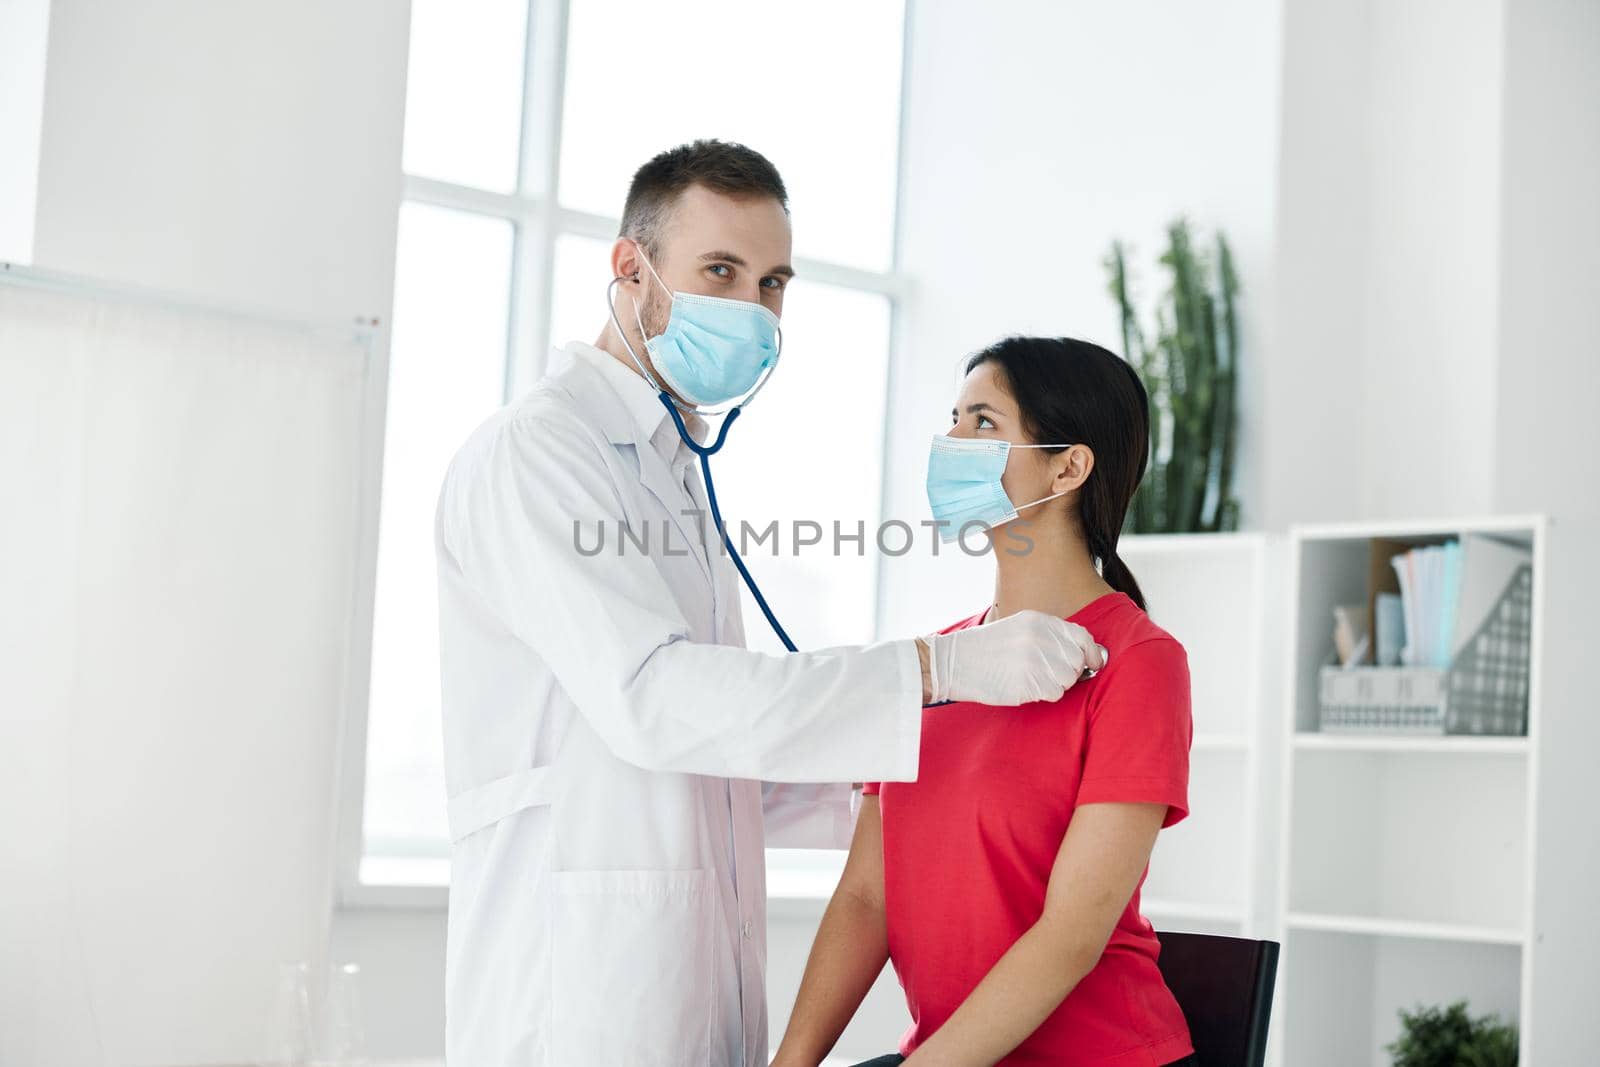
[
  {"xmin": 1273, "ymin": 516, "xmax": 1544, "ymax": 1066},
  {"xmin": 1120, "ymin": 532, "xmax": 1285, "ymax": 940}
]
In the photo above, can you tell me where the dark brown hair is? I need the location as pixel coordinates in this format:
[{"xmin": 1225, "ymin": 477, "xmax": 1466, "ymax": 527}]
[
  {"xmin": 966, "ymin": 336, "xmax": 1152, "ymax": 611},
  {"xmin": 620, "ymin": 139, "xmax": 789, "ymax": 256}
]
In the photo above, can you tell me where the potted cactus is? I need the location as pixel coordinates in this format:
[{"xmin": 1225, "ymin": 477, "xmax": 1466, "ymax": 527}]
[{"xmin": 1106, "ymin": 219, "xmax": 1241, "ymax": 534}]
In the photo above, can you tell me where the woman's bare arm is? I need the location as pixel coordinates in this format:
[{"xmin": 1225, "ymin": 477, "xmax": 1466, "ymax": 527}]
[
  {"xmin": 901, "ymin": 801, "xmax": 1168, "ymax": 1067},
  {"xmin": 770, "ymin": 795, "xmax": 892, "ymax": 1067}
]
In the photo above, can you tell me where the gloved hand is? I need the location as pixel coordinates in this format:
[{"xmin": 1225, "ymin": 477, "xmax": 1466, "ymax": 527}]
[{"xmin": 920, "ymin": 609, "xmax": 1108, "ymax": 706}]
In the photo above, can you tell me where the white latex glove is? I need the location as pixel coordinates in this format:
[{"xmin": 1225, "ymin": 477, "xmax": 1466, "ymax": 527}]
[{"xmin": 921, "ymin": 609, "xmax": 1109, "ymax": 706}]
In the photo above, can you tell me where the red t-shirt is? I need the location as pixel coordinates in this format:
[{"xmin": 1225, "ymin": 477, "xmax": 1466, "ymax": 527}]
[{"xmin": 864, "ymin": 591, "xmax": 1194, "ymax": 1066}]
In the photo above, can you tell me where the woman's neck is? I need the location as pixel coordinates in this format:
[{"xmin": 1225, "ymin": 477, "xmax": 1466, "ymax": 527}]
[{"xmin": 988, "ymin": 516, "xmax": 1115, "ymax": 623}]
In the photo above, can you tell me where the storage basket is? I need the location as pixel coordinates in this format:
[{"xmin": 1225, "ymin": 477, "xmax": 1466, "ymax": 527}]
[{"xmin": 1318, "ymin": 563, "xmax": 1532, "ymax": 736}]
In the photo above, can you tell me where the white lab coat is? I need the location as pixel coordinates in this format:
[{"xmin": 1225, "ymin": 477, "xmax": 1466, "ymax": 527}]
[{"xmin": 436, "ymin": 341, "xmax": 923, "ymax": 1066}]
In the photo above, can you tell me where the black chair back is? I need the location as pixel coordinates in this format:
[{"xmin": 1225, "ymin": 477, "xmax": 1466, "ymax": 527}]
[{"xmin": 1154, "ymin": 931, "xmax": 1279, "ymax": 1067}]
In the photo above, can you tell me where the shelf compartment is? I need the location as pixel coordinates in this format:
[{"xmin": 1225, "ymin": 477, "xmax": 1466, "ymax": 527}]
[
  {"xmin": 1282, "ymin": 927, "xmax": 1521, "ymax": 1067},
  {"xmin": 1287, "ymin": 524, "xmax": 1537, "ymax": 735},
  {"xmin": 1287, "ymin": 748, "xmax": 1527, "ymax": 932}
]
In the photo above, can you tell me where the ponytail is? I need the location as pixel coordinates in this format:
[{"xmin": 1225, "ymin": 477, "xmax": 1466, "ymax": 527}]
[{"xmin": 1098, "ymin": 545, "xmax": 1147, "ymax": 613}]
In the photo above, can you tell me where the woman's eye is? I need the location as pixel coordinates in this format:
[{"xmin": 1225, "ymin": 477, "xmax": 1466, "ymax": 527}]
[{"xmin": 977, "ymin": 415, "xmax": 996, "ymax": 429}]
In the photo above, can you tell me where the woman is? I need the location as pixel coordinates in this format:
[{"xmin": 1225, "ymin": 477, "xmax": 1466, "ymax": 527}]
[{"xmin": 771, "ymin": 337, "xmax": 1196, "ymax": 1067}]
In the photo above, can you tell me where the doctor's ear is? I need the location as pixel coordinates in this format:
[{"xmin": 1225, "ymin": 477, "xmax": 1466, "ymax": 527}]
[{"xmin": 610, "ymin": 239, "xmax": 646, "ymax": 285}]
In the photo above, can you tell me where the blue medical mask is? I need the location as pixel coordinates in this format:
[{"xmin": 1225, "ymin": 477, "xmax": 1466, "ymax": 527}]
[
  {"xmin": 619, "ymin": 251, "xmax": 783, "ymax": 409},
  {"xmin": 925, "ymin": 434, "xmax": 1073, "ymax": 543}
]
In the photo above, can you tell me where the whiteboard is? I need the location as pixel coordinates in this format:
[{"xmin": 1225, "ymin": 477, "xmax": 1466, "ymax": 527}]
[{"xmin": 0, "ymin": 266, "xmax": 374, "ymax": 1066}]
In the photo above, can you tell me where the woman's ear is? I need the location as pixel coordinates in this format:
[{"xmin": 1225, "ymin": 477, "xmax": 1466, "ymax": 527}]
[{"xmin": 1054, "ymin": 445, "xmax": 1095, "ymax": 492}]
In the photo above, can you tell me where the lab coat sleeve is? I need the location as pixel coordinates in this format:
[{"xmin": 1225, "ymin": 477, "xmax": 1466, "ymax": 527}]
[
  {"xmin": 760, "ymin": 780, "xmax": 858, "ymax": 849},
  {"xmin": 440, "ymin": 405, "xmax": 923, "ymax": 785}
]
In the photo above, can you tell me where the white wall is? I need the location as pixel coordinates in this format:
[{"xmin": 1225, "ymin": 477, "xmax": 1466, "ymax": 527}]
[
  {"xmin": 5, "ymin": 1, "xmax": 414, "ymax": 1062},
  {"xmin": 1491, "ymin": 0, "xmax": 1600, "ymax": 1057},
  {"xmin": 877, "ymin": 0, "xmax": 1285, "ymax": 637},
  {"xmin": 1260, "ymin": 0, "xmax": 1373, "ymax": 530},
  {"xmin": 1356, "ymin": 0, "xmax": 1504, "ymax": 519},
  {"xmin": 32, "ymin": 0, "xmax": 408, "ymax": 325},
  {"xmin": 1264, "ymin": 0, "xmax": 1506, "ymax": 529}
]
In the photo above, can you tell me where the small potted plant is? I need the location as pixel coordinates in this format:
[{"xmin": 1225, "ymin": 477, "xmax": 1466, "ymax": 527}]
[{"xmin": 1386, "ymin": 1000, "xmax": 1519, "ymax": 1067}]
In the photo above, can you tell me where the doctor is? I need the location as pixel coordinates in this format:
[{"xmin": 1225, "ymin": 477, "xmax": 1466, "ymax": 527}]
[{"xmin": 435, "ymin": 139, "xmax": 1106, "ymax": 1066}]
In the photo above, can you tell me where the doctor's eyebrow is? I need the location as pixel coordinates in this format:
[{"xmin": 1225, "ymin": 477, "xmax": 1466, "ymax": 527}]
[
  {"xmin": 699, "ymin": 250, "xmax": 795, "ymax": 279},
  {"xmin": 956, "ymin": 402, "xmax": 1007, "ymax": 418}
]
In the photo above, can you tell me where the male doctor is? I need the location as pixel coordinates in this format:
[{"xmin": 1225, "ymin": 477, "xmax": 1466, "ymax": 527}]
[{"xmin": 435, "ymin": 140, "xmax": 1105, "ymax": 1065}]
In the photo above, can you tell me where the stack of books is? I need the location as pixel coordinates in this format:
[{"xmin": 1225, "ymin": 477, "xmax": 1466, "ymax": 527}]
[{"xmin": 1386, "ymin": 534, "xmax": 1531, "ymax": 668}]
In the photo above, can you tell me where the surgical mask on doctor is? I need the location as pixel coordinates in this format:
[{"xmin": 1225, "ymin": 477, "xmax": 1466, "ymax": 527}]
[
  {"xmin": 627, "ymin": 250, "xmax": 782, "ymax": 408},
  {"xmin": 925, "ymin": 434, "xmax": 1075, "ymax": 544}
]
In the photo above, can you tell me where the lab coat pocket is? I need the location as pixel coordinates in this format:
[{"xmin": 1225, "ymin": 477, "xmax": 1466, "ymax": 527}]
[{"xmin": 550, "ymin": 867, "xmax": 715, "ymax": 1064}]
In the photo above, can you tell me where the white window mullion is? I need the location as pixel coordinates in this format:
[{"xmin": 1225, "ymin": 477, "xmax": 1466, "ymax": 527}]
[
  {"xmin": 505, "ymin": 0, "xmax": 572, "ymax": 398},
  {"xmin": 402, "ymin": 174, "xmax": 522, "ymax": 220}
]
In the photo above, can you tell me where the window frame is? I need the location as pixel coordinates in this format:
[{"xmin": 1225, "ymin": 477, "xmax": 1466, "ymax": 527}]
[{"xmin": 338, "ymin": 0, "xmax": 916, "ymax": 909}]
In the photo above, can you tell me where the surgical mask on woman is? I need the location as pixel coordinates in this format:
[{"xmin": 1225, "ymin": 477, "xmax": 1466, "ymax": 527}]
[
  {"xmin": 925, "ymin": 435, "xmax": 1073, "ymax": 543},
  {"xmin": 620, "ymin": 251, "xmax": 783, "ymax": 409}
]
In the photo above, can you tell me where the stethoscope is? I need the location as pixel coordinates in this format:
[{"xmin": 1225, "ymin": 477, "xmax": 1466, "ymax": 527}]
[
  {"xmin": 654, "ymin": 374, "xmax": 967, "ymax": 706},
  {"xmin": 606, "ymin": 278, "xmax": 960, "ymax": 706},
  {"xmin": 606, "ymin": 277, "xmax": 799, "ymax": 653}
]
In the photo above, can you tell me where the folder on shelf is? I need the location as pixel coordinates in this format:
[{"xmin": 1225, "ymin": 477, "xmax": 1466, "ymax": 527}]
[{"xmin": 1452, "ymin": 534, "xmax": 1532, "ymax": 658}]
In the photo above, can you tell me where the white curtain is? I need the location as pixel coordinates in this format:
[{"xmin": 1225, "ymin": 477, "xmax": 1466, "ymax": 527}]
[{"xmin": 0, "ymin": 274, "xmax": 371, "ymax": 1066}]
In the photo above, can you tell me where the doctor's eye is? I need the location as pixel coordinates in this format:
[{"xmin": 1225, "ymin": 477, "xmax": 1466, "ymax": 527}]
[
  {"xmin": 760, "ymin": 276, "xmax": 787, "ymax": 291},
  {"xmin": 977, "ymin": 415, "xmax": 996, "ymax": 429},
  {"xmin": 707, "ymin": 264, "xmax": 732, "ymax": 279}
]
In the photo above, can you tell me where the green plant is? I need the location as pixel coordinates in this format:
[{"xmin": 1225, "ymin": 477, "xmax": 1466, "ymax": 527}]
[
  {"xmin": 1461, "ymin": 1020, "xmax": 1520, "ymax": 1067},
  {"xmin": 1386, "ymin": 1000, "xmax": 1519, "ymax": 1067},
  {"xmin": 1106, "ymin": 219, "xmax": 1240, "ymax": 534}
]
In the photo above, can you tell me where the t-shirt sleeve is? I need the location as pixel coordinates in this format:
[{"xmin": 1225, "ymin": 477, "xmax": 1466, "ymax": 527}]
[
  {"xmin": 862, "ymin": 781, "xmax": 881, "ymax": 796},
  {"xmin": 1076, "ymin": 636, "xmax": 1193, "ymax": 827}
]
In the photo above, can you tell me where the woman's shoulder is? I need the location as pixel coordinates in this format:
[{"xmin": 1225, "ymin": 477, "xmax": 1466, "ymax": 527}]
[
  {"xmin": 1083, "ymin": 596, "xmax": 1192, "ymax": 722},
  {"xmin": 1092, "ymin": 592, "xmax": 1188, "ymax": 667}
]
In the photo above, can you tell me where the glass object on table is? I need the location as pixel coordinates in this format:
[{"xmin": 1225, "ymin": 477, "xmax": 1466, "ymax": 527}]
[
  {"xmin": 318, "ymin": 962, "xmax": 367, "ymax": 1067},
  {"xmin": 263, "ymin": 961, "xmax": 313, "ymax": 1067}
]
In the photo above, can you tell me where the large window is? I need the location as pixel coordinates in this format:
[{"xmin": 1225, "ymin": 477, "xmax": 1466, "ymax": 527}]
[{"xmin": 358, "ymin": 0, "xmax": 908, "ymax": 892}]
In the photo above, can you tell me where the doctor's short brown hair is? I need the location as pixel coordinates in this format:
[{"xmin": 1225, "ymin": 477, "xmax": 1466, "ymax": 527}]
[{"xmin": 620, "ymin": 139, "xmax": 789, "ymax": 257}]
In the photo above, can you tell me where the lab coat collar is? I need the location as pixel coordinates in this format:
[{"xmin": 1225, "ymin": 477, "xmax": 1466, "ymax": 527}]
[
  {"xmin": 561, "ymin": 341, "xmax": 707, "ymax": 462},
  {"xmin": 558, "ymin": 341, "xmax": 718, "ymax": 587}
]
